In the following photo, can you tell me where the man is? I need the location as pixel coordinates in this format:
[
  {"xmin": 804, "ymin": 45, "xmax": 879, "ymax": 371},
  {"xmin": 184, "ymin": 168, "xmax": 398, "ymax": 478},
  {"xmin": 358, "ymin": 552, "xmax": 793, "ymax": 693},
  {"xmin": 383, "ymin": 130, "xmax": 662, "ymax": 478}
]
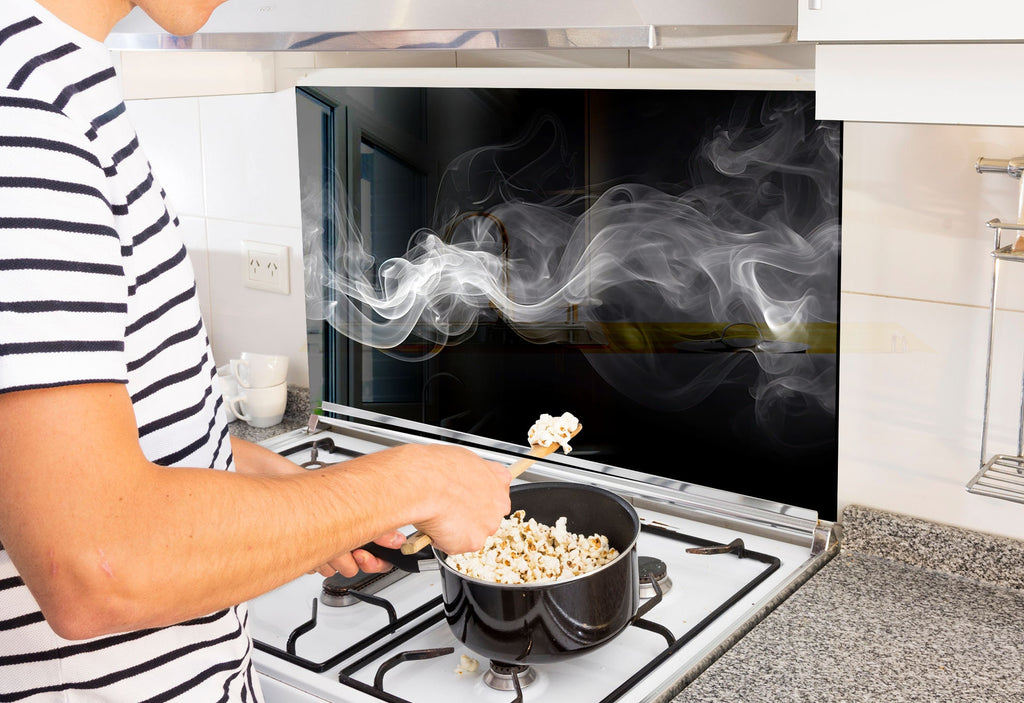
[{"xmin": 0, "ymin": 0, "xmax": 512, "ymax": 699}]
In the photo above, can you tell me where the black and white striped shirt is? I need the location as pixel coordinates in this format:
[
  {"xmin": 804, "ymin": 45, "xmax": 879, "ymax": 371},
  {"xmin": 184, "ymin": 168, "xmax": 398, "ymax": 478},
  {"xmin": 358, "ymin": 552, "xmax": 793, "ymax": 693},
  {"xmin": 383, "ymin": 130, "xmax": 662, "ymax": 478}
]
[{"xmin": 0, "ymin": 0, "xmax": 260, "ymax": 699}]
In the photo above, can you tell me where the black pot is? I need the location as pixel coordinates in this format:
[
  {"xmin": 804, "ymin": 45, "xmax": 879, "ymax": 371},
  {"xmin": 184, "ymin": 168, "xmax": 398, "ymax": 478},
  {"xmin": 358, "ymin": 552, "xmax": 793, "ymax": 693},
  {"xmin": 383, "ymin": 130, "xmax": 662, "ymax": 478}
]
[
  {"xmin": 438, "ymin": 482, "xmax": 640, "ymax": 663},
  {"xmin": 364, "ymin": 482, "xmax": 643, "ymax": 664}
]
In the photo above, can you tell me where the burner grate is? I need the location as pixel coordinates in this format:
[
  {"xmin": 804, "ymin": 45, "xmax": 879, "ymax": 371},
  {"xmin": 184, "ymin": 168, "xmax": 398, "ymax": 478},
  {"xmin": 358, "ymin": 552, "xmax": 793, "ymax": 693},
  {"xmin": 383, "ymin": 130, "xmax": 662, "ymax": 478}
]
[
  {"xmin": 597, "ymin": 526, "xmax": 780, "ymax": 703},
  {"xmin": 253, "ymin": 596, "xmax": 443, "ymax": 675}
]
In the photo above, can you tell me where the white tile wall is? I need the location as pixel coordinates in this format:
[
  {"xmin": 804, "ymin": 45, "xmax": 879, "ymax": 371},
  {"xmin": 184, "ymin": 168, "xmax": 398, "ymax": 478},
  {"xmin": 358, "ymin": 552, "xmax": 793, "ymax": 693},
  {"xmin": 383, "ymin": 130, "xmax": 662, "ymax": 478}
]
[
  {"xmin": 175, "ymin": 215, "xmax": 213, "ymax": 332},
  {"xmin": 120, "ymin": 54, "xmax": 1024, "ymax": 538},
  {"xmin": 125, "ymin": 89, "xmax": 309, "ymax": 387},
  {"xmin": 204, "ymin": 218, "xmax": 307, "ymax": 372},
  {"xmin": 126, "ymin": 97, "xmax": 205, "ymax": 217},
  {"xmin": 198, "ymin": 93, "xmax": 303, "ymax": 229},
  {"xmin": 839, "ymin": 294, "xmax": 1024, "ymax": 538},
  {"xmin": 841, "ymin": 121, "xmax": 1024, "ymax": 540},
  {"xmin": 119, "ymin": 51, "xmax": 276, "ymax": 99},
  {"xmin": 841, "ymin": 122, "xmax": 1024, "ymax": 308}
]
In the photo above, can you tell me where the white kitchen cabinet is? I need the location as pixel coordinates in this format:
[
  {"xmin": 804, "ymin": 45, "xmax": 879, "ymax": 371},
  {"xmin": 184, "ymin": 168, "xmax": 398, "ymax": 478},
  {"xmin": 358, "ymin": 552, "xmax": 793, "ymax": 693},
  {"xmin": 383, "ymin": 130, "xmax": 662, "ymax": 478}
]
[
  {"xmin": 814, "ymin": 43, "xmax": 1024, "ymax": 126},
  {"xmin": 798, "ymin": 0, "xmax": 1024, "ymax": 42},
  {"xmin": 796, "ymin": 0, "xmax": 1024, "ymax": 125}
]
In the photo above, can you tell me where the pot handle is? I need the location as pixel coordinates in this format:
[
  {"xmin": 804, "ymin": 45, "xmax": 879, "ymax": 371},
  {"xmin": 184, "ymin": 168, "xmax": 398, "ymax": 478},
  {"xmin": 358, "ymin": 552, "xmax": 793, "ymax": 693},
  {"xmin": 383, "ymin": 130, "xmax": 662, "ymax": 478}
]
[{"xmin": 359, "ymin": 542, "xmax": 438, "ymax": 573}]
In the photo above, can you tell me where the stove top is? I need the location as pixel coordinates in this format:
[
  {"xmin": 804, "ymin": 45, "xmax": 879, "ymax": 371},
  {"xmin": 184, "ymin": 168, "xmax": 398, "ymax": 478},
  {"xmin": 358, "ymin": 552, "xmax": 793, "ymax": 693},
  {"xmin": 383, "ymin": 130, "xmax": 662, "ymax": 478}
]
[{"xmin": 248, "ymin": 413, "xmax": 837, "ymax": 703}]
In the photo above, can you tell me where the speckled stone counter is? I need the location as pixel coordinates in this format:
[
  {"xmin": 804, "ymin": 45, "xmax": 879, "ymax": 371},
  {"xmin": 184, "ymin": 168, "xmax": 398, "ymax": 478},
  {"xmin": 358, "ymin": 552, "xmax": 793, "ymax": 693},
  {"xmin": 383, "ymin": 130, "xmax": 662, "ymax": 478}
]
[
  {"xmin": 227, "ymin": 385, "xmax": 311, "ymax": 444},
  {"xmin": 672, "ymin": 505, "xmax": 1024, "ymax": 702}
]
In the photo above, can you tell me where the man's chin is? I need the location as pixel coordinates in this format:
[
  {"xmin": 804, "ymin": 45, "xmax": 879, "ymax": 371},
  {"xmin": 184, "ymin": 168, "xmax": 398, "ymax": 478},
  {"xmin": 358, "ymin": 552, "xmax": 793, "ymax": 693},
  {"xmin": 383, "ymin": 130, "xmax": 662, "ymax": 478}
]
[{"xmin": 135, "ymin": 1, "xmax": 222, "ymax": 38}]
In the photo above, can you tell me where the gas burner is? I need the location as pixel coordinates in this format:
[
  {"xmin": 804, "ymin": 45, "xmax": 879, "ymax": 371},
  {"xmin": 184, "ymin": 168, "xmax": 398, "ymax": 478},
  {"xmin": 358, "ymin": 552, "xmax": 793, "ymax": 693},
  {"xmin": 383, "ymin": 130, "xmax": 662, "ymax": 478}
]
[
  {"xmin": 638, "ymin": 555, "xmax": 673, "ymax": 599},
  {"xmin": 483, "ymin": 661, "xmax": 538, "ymax": 691},
  {"xmin": 320, "ymin": 567, "xmax": 407, "ymax": 607}
]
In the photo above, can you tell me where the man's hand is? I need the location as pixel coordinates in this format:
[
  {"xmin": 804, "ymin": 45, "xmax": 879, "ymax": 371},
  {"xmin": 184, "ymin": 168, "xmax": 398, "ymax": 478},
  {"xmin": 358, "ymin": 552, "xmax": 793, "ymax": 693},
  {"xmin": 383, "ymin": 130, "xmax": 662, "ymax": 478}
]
[
  {"xmin": 229, "ymin": 437, "xmax": 403, "ymax": 577},
  {"xmin": 312, "ymin": 529, "xmax": 406, "ymax": 577},
  {"xmin": 405, "ymin": 445, "xmax": 512, "ymax": 556},
  {"xmin": 231, "ymin": 436, "xmax": 513, "ymax": 566}
]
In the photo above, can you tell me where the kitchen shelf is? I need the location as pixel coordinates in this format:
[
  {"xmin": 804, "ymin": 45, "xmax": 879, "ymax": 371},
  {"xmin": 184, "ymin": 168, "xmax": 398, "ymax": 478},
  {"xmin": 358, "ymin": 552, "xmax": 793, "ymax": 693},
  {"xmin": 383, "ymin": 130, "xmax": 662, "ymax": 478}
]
[
  {"xmin": 966, "ymin": 455, "xmax": 1024, "ymax": 505},
  {"xmin": 989, "ymin": 217, "xmax": 1024, "ymax": 261},
  {"xmin": 993, "ymin": 244, "xmax": 1024, "ymax": 262},
  {"xmin": 970, "ymin": 204, "xmax": 1024, "ymax": 504}
]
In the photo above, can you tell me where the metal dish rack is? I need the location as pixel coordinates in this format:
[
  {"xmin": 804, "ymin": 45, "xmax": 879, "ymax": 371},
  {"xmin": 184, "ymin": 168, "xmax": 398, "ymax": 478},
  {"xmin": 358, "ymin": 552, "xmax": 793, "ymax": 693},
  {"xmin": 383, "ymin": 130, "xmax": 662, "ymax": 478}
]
[{"xmin": 968, "ymin": 156, "xmax": 1024, "ymax": 504}]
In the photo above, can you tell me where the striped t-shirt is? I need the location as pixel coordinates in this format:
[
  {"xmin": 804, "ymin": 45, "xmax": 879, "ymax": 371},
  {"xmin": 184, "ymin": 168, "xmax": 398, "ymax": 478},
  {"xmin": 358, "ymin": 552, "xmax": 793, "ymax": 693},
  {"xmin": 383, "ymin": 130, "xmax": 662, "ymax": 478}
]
[{"xmin": 0, "ymin": 0, "xmax": 261, "ymax": 699}]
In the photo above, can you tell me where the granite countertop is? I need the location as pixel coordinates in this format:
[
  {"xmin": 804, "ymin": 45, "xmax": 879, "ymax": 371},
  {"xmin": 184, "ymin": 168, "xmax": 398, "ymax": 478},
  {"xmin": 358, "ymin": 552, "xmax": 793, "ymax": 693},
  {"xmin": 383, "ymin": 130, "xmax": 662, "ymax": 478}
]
[
  {"xmin": 672, "ymin": 505, "xmax": 1024, "ymax": 702},
  {"xmin": 227, "ymin": 385, "xmax": 312, "ymax": 444}
]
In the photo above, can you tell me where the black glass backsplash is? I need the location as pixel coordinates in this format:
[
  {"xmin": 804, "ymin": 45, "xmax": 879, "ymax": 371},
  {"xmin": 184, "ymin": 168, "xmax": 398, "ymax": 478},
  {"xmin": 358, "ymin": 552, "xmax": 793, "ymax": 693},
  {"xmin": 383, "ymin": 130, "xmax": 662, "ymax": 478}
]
[{"xmin": 298, "ymin": 87, "xmax": 841, "ymax": 520}]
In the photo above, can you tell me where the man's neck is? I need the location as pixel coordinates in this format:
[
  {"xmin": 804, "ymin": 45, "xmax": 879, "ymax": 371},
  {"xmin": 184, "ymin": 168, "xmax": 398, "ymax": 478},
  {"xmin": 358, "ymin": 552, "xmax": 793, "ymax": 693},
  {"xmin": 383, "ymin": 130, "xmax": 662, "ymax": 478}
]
[{"xmin": 34, "ymin": 0, "xmax": 134, "ymax": 41}]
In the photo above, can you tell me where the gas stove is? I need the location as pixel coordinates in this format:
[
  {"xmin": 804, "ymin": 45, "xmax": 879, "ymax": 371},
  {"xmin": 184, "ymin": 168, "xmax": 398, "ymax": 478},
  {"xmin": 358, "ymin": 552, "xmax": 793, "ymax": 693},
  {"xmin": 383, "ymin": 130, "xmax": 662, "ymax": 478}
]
[{"xmin": 248, "ymin": 407, "xmax": 837, "ymax": 703}]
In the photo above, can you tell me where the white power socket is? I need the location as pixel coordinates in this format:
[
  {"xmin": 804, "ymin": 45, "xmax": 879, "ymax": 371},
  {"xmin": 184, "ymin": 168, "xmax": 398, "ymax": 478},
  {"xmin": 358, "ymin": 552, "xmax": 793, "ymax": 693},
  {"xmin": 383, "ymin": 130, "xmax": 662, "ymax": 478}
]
[{"xmin": 242, "ymin": 240, "xmax": 290, "ymax": 294}]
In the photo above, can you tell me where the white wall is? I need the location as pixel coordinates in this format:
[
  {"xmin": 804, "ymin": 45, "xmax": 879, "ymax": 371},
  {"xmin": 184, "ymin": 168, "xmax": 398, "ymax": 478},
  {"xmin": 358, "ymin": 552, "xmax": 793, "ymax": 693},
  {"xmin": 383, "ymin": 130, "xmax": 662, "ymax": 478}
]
[
  {"xmin": 125, "ymin": 90, "xmax": 310, "ymax": 387},
  {"xmin": 840, "ymin": 122, "xmax": 1024, "ymax": 540},
  {"xmin": 118, "ymin": 53, "xmax": 1024, "ymax": 539}
]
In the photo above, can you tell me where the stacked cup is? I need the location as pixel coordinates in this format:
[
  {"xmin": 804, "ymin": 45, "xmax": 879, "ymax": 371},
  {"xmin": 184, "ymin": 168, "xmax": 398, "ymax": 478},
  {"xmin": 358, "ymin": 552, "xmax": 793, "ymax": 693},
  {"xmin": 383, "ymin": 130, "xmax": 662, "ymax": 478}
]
[{"xmin": 223, "ymin": 352, "xmax": 289, "ymax": 428}]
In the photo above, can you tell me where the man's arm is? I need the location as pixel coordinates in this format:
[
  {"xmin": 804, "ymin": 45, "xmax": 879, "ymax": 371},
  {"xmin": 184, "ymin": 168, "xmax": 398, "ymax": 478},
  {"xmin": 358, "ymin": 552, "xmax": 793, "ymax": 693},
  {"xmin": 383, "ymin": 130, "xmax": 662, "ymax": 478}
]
[
  {"xmin": 0, "ymin": 383, "xmax": 510, "ymax": 640},
  {"xmin": 230, "ymin": 435, "xmax": 403, "ymax": 576}
]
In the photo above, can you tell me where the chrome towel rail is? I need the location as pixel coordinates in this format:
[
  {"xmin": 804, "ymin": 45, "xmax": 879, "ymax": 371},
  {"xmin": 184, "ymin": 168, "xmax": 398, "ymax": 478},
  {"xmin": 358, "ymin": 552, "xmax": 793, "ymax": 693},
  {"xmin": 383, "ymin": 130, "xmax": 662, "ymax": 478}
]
[{"xmin": 970, "ymin": 157, "xmax": 1024, "ymax": 505}]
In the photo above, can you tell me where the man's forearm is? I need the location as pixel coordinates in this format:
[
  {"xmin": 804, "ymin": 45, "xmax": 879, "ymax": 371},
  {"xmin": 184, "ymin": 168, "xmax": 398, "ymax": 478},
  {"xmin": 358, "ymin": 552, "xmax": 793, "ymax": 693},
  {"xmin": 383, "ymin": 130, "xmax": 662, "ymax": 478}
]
[
  {"xmin": 0, "ymin": 383, "xmax": 509, "ymax": 640},
  {"xmin": 231, "ymin": 434, "xmax": 305, "ymax": 476},
  {"xmin": 78, "ymin": 447, "xmax": 427, "ymax": 635}
]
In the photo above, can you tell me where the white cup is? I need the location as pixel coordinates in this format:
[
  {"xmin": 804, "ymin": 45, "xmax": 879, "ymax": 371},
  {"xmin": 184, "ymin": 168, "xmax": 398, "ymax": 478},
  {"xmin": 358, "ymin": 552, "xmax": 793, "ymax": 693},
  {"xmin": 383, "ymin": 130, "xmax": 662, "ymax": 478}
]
[
  {"xmin": 231, "ymin": 352, "xmax": 288, "ymax": 389},
  {"xmin": 226, "ymin": 382, "xmax": 288, "ymax": 428},
  {"xmin": 216, "ymin": 364, "xmax": 239, "ymax": 421}
]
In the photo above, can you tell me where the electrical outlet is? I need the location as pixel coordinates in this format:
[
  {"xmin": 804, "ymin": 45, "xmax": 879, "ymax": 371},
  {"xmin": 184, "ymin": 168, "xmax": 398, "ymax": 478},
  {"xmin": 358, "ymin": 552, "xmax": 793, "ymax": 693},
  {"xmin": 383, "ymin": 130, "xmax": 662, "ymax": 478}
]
[{"xmin": 242, "ymin": 241, "xmax": 290, "ymax": 294}]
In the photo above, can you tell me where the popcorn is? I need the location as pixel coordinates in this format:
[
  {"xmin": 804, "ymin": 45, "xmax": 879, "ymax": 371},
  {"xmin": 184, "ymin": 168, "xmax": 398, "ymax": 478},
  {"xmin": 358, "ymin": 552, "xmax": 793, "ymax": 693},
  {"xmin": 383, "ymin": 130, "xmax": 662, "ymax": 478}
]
[
  {"xmin": 527, "ymin": 412, "xmax": 580, "ymax": 453},
  {"xmin": 454, "ymin": 654, "xmax": 479, "ymax": 675},
  {"xmin": 445, "ymin": 510, "xmax": 618, "ymax": 584}
]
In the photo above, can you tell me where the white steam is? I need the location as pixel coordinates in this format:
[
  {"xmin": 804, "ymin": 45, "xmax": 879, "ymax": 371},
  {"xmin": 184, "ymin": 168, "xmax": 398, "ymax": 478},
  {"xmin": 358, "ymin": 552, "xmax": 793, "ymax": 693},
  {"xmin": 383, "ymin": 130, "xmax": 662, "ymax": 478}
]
[{"xmin": 303, "ymin": 93, "xmax": 840, "ymax": 427}]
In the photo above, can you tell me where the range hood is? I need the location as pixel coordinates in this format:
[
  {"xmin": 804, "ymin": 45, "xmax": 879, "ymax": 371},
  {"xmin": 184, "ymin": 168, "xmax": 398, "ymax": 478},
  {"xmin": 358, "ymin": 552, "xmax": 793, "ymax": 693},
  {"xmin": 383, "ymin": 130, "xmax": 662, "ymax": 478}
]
[{"xmin": 106, "ymin": 0, "xmax": 797, "ymax": 52}]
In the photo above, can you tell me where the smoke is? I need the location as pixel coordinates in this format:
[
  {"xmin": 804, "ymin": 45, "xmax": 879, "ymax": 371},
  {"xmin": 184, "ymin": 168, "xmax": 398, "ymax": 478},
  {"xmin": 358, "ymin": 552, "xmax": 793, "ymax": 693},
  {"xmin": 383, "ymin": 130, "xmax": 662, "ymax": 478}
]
[{"xmin": 303, "ymin": 91, "xmax": 840, "ymax": 431}]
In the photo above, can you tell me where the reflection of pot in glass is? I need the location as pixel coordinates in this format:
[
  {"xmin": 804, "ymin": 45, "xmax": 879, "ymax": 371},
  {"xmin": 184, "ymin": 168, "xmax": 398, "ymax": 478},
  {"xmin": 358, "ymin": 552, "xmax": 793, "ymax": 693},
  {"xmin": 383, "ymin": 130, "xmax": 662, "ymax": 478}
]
[
  {"xmin": 442, "ymin": 211, "xmax": 510, "ymax": 304},
  {"xmin": 443, "ymin": 211, "xmax": 581, "ymax": 339},
  {"xmin": 674, "ymin": 322, "xmax": 810, "ymax": 355}
]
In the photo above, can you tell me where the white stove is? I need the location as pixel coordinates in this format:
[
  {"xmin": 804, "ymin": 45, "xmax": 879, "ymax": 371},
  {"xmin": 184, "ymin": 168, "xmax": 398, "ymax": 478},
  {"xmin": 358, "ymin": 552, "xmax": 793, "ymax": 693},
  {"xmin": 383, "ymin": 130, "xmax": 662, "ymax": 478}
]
[{"xmin": 249, "ymin": 409, "xmax": 837, "ymax": 703}]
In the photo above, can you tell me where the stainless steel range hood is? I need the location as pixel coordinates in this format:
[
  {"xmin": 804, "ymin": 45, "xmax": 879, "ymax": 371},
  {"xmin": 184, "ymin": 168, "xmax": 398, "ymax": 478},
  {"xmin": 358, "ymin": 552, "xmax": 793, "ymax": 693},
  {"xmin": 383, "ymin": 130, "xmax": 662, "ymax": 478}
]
[{"xmin": 106, "ymin": 0, "xmax": 797, "ymax": 52}]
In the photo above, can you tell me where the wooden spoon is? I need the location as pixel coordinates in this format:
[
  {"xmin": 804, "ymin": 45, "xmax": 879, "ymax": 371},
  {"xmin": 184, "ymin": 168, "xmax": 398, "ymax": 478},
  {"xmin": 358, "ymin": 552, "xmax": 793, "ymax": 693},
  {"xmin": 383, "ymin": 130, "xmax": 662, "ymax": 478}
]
[{"xmin": 399, "ymin": 424, "xmax": 582, "ymax": 555}]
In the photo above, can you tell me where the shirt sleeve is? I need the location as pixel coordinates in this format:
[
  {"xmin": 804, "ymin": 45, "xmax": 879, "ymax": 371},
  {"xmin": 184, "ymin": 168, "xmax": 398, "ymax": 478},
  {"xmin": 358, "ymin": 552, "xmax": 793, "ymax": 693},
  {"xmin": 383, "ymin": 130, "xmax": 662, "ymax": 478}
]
[{"xmin": 0, "ymin": 92, "xmax": 129, "ymax": 394}]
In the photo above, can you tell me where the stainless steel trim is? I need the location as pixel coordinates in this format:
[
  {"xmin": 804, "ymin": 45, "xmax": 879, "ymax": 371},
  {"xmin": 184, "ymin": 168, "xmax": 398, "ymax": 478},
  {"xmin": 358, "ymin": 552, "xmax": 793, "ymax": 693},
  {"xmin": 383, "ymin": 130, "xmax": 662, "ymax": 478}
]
[
  {"xmin": 810, "ymin": 519, "xmax": 837, "ymax": 557},
  {"xmin": 987, "ymin": 218, "xmax": 1024, "ymax": 232},
  {"xmin": 315, "ymin": 402, "xmax": 827, "ymax": 551},
  {"xmin": 109, "ymin": 0, "xmax": 798, "ymax": 53},
  {"xmin": 976, "ymin": 156, "xmax": 1024, "ymax": 178},
  {"xmin": 979, "ymin": 228, "xmax": 1000, "ymax": 468},
  {"xmin": 107, "ymin": 26, "xmax": 657, "ymax": 52},
  {"xmin": 105, "ymin": 26, "xmax": 801, "ymax": 52}
]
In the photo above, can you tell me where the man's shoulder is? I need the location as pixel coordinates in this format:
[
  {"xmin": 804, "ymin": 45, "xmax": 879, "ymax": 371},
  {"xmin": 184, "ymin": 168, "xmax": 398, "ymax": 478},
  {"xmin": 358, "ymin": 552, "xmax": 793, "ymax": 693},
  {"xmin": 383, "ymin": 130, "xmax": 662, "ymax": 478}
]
[
  {"xmin": 0, "ymin": 87, "xmax": 106, "ymax": 175},
  {"xmin": 1, "ymin": 87, "xmax": 83, "ymax": 135}
]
